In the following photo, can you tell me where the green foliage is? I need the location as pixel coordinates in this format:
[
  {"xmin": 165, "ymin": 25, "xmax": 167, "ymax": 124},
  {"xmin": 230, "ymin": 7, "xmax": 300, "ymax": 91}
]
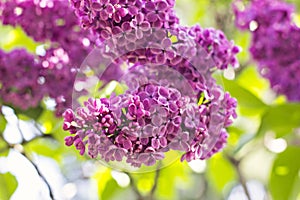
[
  {"xmin": 24, "ymin": 138, "xmax": 62, "ymax": 161},
  {"xmin": 0, "ymin": 25, "xmax": 40, "ymax": 53},
  {"xmin": 269, "ymin": 146, "xmax": 300, "ymax": 200},
  {"xmin": 0, "ymin": 114, "xmax": 6, "ymax": 134},
  {"xmin": 206, "ymin": 154, "xmax": 236, "ymax": 194},
  {"xmin": 221, "ymin": 78, "xmax": 268, "ymax": 116},
  {"xmin": 0, "ymin": 172, "xmax": 18, "ymax": 200},
  {"xmin": 257, "ymin": 103, "xmax": 300, "ymax": 138},
  {"xmin": 94, "ymin": 168, "xmax": 126, "ymax": 200},
  {"xmin": 157, "ymin": 160, "xmax": 190, "ymax": 199},
  {"xmin": 101, "ymin": 178, "xmax": 126, "ymax": 200}
]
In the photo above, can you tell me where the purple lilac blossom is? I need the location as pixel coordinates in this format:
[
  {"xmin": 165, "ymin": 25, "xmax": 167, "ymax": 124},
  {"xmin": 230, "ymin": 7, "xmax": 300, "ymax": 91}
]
[
  {"xmin": 0, "ymin": 0, "xmax": 239, "ymax": 165},
  {"xmin": 233, "ymin": 0, "xmax": 300, "ymax": 101},
  {"xmin": 62, "ymin": 0, "xmax": 240, "ymax": 166},
  {"xmin": 0, "ymin": 49, "xmax": 45, "ymax": 110},
  {"xmin": 0, "ymin": 0, "xmax": 94, "ymax": 115},
  {"xmin": 70, "ymin": 0, "xmax": 179, "ymax": 41},
  {"xmin": 64, "ymin": 63, "xmax": 237, "ymax": 166}
]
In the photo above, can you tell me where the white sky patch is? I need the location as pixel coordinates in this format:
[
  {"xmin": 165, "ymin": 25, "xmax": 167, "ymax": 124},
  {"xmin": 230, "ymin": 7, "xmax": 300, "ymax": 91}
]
[
  {"xmin": 223, "ymin": 67, "xmax": 235, "ymax": 80},
  {"xmin": 36, "ymin": 45, "xmax": 46, "ymax": 57},
  {"xmin": 227, "ymin": 180, "xmax": 267, "ymax": 200},
  {"xmin": 188, "ymin": 160, "xmax": 206, "ymax": 173},
  {"xmin": 249, "ymin": 21, "xmax": 259, "ymax": 32},
  {"xmin": 111, "ymin": 170, "xmax": 130, "ymax": 188},
  {"xmin": 264, "ymin": 133, "xmax": 287, "ymax": 153},
  {"xmin": 62, "ymin": 183, "xmax": 77, "ymax": 200}
]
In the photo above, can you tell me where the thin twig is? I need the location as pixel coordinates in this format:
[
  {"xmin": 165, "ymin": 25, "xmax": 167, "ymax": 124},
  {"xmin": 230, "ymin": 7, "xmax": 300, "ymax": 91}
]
[
  {"xmin": 126, "ymin": 172, "xmax": 144, "ymax": 200},
  {"xmin": 16, "ymin": 119, "xmax": 25, "ymax": 142},
  {"xmin": 21, "ymin": 151, "xmax": 55, "ymax": 200},
  {"xmin": 0, "ymin": 124, "xmax": 55, "ymax": 199},
  {"xmin": 148, "ymin": 163, "xmax": 162, "ymax": 200},
  {"xmin": 226, "ymin": 154, "xmax": 252, "ymax": 200}
]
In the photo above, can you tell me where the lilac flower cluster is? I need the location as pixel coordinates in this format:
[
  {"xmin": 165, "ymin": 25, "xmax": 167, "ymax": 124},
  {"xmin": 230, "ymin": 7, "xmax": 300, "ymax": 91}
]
[
  {"xmin": 64, "ymin": 65, "xmax": 237, "ymax": 166},
  {"xmin": 233, "ymin": 0, "xmax": 300, "ymax": 101},
  {"xmin": 60, "ymin": 0, "xmax": 240, "ymax": 166},
  {"xmin": 0, "ymin": 49, "xmax": 45, "ymax": 110},
  {"xmin": 0, "ymin": 0, "xmax": 93, "ymax": 115},
  {"xmin": 71, "ymin": 0, "xmax": 179, "ymax": 41},
  {"xmin": 71, "ymin": 0, "xmax": 239, "ymax": 70}
]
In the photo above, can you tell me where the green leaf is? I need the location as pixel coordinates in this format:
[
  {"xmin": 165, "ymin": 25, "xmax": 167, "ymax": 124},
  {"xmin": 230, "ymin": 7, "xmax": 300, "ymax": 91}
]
[
  {"xmin": 269, "ymin": 146, "xmax": 300, "ymax": 200},
  {"xmin": 0, "ymin": 172, "xmax": 18, "ymax": 200},
  {"xmin": 0, "ymin": 114, "xmax": 7, "ymax": 133},
  {"xmin": 24, "ymin": 138, "xmax": 61, "ymax": 161},
  {"xmin": 0, "ymin": 25, "xmax": 40, "ymax": 53},
  {"xmin": 236, "ymin": 66, "xmax": 269, "ymax": 99},
  {"xmin": 206, "ymin": 153, "xmax": 236, "ymax": 193},
  {"xmin": 157, "ymin": 160, "xmax": 190, "ymax": 199},
  {"xmin": 101, "ymin": 179, "xmax": 124, "ymax": 200},
  {"xmin": 257, "ymin": 103, "xmax": 300, "ymax": 138},
  {"xmin": 221, "ymin": 78, "xmax": 268, "ymax": 116}
]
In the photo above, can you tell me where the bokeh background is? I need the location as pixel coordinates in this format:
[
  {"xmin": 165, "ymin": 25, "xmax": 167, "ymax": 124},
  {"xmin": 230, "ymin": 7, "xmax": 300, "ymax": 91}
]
[{"xmin": 1, "ymin": 0, "xmax": 300, "ymax": 200}]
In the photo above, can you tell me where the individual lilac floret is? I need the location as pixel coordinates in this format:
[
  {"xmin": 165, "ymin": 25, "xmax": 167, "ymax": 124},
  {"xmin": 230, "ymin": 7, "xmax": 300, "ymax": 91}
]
[{"xmin": 233, "ymin": 0, "xmax": 300, "ymax": 101}]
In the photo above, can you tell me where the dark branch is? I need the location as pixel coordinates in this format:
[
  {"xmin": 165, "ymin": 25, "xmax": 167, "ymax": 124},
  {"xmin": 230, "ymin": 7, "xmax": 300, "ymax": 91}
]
[
  {"xmin": 126, "ymin": 172, "xmax": 144, "ymax": 200},
  {"xmin": 21, "ymin": 151, "xmax": 55, "ymax": 200},
  {"xmin": 226, "ymin": 154, "xmax": 252, "ymax": 200},
  {"xmin": 148, "ymin": 163, "xmax": 162, "ymax": 200}
]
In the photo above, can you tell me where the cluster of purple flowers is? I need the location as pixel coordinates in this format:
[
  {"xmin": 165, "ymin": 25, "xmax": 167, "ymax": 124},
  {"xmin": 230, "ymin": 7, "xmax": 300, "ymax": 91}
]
[
  {"xmin": 61, "ymin": 0, "xmax": 240, "ymax": 166},
  {"xmin": 0, "ymin": 0, "xmax": 93, "ymax": 115},
  {"xmin": 233, "ymin": 0, "xmax": 300, "ymax": 101},
  {"xmin": 71, "ymin": 0, "xmax": 179, "ymax": 41},
  {"xmin": 0, "ymin": 49, "xmax": 44, "ymax": 110},
  {"xmin": 64, "ymin": 66, "xmax": 237, "ymax": 166}
]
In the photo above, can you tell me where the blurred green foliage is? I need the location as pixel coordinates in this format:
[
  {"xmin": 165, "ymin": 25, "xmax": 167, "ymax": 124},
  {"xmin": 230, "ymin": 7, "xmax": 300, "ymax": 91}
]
[{"xmin": 0, "ymin": 172, "xmax": 18, "ymax": 200}]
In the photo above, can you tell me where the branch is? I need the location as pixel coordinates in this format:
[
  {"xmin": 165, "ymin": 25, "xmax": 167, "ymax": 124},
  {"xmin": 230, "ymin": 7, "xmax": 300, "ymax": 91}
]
[
  {"xmin": 126, "ymin": 172, "xmax": 144, "ymax": 200},
  {"xmin": 148, "ymin": 163, "xmax": 162, "ymax": 200},
  {"xmin": 0, "ymin": 126, "xmax": 55, "ymax": 199},
  {"xmin": 21, "ymin": 151, "xmax": 55, "ymax": 200},
  {"xmin": 226, "ymin": 154, "xmax": 252, "ymax": 200}
]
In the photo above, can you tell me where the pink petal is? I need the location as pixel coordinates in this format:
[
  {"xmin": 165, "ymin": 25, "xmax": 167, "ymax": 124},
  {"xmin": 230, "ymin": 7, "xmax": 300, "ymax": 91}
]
[
  {"xmin": 145, "ymin": 2, "xmax": 155, "ymax": 10},
  {"xmin": 146, "ymin": 12, "xmax": 158, "ymax": 22},
  {"xmin": 157, "ymin": 1, "xmax": 168, "ymax": 11}
]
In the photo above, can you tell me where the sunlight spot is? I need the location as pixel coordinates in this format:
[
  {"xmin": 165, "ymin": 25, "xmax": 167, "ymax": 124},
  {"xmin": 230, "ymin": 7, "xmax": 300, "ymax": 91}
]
[
  {"xmin": 265, "ymin": 137, "xmax": 287, "ymax": 153},
  {"xmin": 43, "ymin": 98, "xmax": 56, "ymax": 111},
  {"xmin": 74, "ymin": 81, "xmax": 85, "ymax": 92},
  {"xmin": 249, "ymin": 21, "xmax": 258, "ymax": 32},
  {"xmin": 188, "ymin": 159, "xmax": 206, "ymax": 173},
  {"xmin": 36, "ymin": 45, "xmax": 46, "ymax": 56},
  {"xmin": 292, "ymin": 14, "xmax": 300, "ymax": 28},
  {"xmin": 111, "ymin": 170, "xmax": 130, "ymax": 188},
  {"xmin": 14, "ymin": 7, "xmax": 23, "ymax": 16},
  {"xmin": 82, "ymin": 38, "xmax": 90, "ymax": 47},
  {"xmin": 275, "ymin": 166, "xmax": 289, "ymax": 176},
  {"xmin": 37, "ymin": 76, "xmax": 45, "ymax": 85},
  {"xmin": 62, "ymin": 183, "xmax": 77, "ymax": 200},
  {"xmin": 223, "ymin": 67, "xmax": 235, "ymax": 80}
]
